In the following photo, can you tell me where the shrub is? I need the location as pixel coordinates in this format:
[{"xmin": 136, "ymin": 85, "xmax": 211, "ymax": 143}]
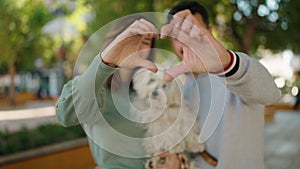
[{"xmin": 0, "ymin": 124, "xmax": 86, "ymax": 156}]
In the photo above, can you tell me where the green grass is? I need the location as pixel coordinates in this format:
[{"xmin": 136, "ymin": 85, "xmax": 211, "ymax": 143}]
[{"xmin": 0, "ymin": 124, "xmax": 86, "ymax": 156}]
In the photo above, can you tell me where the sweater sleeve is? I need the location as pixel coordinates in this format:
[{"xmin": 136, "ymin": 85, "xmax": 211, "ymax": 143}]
[
  {"xmin": 223, "ymin": 52, "xmax": 281, "ymax": 105},
  {"xmin": 56, "ymin": 54, "xmax": 118, "ymax": 127}
]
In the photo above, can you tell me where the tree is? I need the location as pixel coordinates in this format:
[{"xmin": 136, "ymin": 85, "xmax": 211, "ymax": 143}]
[
  {"xmin": 85, "ymin": 0, "xmax": 155, "ymax": 34},
  {"xmin": 0, "ymin": 0, "xmax": 52, "ymax": 105},
  {"xmin": 201, "ymin": 0, "xmax": 299, "ymax": 56},
  {"xmin": 85, "ymin": 0, "xmax": 298, "ymax": 56}
]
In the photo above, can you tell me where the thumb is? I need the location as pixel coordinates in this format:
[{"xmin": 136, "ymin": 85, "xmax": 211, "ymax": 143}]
[
  {"xmin": 163, "ymin": 64, "xmax": 188, "ymax": 82},
  {"xmin": 134, "ymin": 58, "xmax": 158, "ymax": 73}
]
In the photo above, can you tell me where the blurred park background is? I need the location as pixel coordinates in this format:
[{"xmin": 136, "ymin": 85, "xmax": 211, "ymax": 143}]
[
  {"xmin": 1, "ymin": 0, "xmax": 300, "ymax": 107},
  {"xmin": 0, "ymin": 0, "xmax": 300, "ymax": 169}
]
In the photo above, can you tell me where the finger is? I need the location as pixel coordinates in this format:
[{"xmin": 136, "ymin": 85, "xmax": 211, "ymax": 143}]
[
  {"xmin": 139, "ymin": 18, "xmax": 159, "ymax": 39},
  {"xmin": 134, "ymin": 58, "xmax": 158, "ymax": 73},
  {"xmin": 164, "ymin": 25, "xmax": 189, "ymax": 45},
  {"xmin": 140, "ymin": 37, "xmax": 153, "ymax": 47},
  {"xmin": 174, "ymin": 9, "xmax": 192, "ymax": 19},
  {"xmin": 189, "ymin": 25, "xmax": 200, "ymax": 38},
  {"xmin": 127, "ymin": 20, "xmax": 152, "ymax": 38},
  {"xmin": 160, "ymin": 23, "xmax": 174, "ymax": 39},
  {"xmin": 119, "ymin": 56, "xmax": 157, "ymax": 73},
  {"xmin": 173, "ymin": 9, "xmax": 192, "ymax": 28},
  {"xmin": 175, "ymin": 28, "xmax": 190, "ymax": 44},
  {"xmin": 163, "ymin": 63, "xmax": 188, "ymax": 82},
  {"xmin": 189, "ymin": 25, "xmax": 205, "ymax": 40},
  {"xmin": 130, "ymin": 21, "xmax": 154, "ymax": 39},
  {"xmin": 169, "ymin": 26, "xmax": 181, "ymax": 40},
  {"xmin": 137, "ymin": 19, "xmax": 158, "ymax": 39},
  {"xmin": 127, "ymin": 20, "xmax": 141, "ymax": 36},
  {"xmin": 161, "ymin": 12, "xmax": 189, "ymax": 39},
  {"xmin": 139, "ymin": 18, "xmax": 157, "ymax": 31},
  {"xmin": 181, "ymin": 14, "xmax": 194, "ymax": 33}
]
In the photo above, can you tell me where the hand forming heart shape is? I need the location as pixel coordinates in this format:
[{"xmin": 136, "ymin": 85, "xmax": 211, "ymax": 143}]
[{"xmin": 101, "ymin": 10, "xmax": 231, "ymax": 82}]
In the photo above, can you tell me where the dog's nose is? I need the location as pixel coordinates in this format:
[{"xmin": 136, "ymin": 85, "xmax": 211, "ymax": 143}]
[{"xmin": 152, "ymin": 90, "xmax": 158, "ymax": 97}]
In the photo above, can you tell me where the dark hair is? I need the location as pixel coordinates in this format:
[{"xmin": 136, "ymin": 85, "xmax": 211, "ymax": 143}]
[{"xmin": 168, "ymin": 1, "xmax": 209, "ymax": 27}]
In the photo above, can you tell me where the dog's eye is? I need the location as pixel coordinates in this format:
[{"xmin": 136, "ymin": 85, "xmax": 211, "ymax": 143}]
[
  {"xmin": 147, "ymin": 79, "xmax": 155, "ymax": 85},
  {"xmin": 162, "ymin": 84, "xmax": 167, "ymax": 88}
]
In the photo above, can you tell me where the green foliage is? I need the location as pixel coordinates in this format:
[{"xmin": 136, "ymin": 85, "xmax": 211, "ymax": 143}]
[
  {"xmin": 86, "ymin": 0, "xmax": 153, "ymax": 34},
  {"xmin": 202, "ymin": 0, "xmax": 299, "ymax": 55},
  {"xmin": 0, "ymin": 124, "xmax": 86, "ymax": 156},
  {"xmin": 1, "ymin": 0, "xmax": 299, "ymax": 70},
  {"xmin": 83, "ymin": 0, "xmax": 299, "ymax": 56},
  {"xmin": 1, "ymin": 0, "xmax": 298, "ymax": 98},
  {"xmin": 0, "ymin": 0, "xmax": 53, "ymax": 72}
]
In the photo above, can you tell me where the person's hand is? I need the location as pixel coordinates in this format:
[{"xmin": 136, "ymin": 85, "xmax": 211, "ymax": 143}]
[
  {"xmin": 101, "ymin": 18, "xmax": 159, "ymax": 73},
  {"xmin": 161, "ymin": 10, "xmax": 231, "ymax": 81}
]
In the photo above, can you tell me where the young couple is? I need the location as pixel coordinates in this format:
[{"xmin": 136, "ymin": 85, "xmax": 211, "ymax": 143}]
[{"xmin": 56, "ymin": 1, "xmax": 280, "ymax": 169}]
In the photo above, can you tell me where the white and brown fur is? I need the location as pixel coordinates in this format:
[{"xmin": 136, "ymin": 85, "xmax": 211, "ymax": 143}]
[{"xmin": 131, "ymin": 67, "xmax": 205, "ymax": 159}]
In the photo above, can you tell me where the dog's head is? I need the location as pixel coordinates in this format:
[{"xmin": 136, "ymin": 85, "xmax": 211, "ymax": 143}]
[{"xmin": 132, "ymin": 68, "xmax": 182, "ymax": 108}]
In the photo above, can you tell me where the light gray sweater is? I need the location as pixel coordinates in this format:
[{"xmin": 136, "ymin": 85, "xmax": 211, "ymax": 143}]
[{"xmin": 184, "ymin": 52, "xmax": 281, "ymax": 169}]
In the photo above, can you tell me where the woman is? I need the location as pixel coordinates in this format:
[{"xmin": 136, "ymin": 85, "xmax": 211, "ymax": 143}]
[{"xmin": 56, "ymin": 15, "xmax": 162, "ymax": 168}]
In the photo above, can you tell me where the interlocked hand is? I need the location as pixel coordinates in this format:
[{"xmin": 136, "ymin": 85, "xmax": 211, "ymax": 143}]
[
  {"xmin": 160, "ymin": 10, "xmax": 231, "ymax": 81},
  {"xmin": 101, "ymin": 11, "xmax": 231, "ymax": 81},
  {"xmin": 101, "ymin": 18, "xmax": 159, "ymax": 73}
]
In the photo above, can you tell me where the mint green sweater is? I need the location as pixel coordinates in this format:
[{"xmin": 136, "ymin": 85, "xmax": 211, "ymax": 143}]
[{"xmin": 56, "ymin": 54, "xmax": 147, "ymax": 169}]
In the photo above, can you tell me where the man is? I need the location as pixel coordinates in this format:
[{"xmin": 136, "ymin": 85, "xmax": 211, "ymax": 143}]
[{"xmin": 159, "ymin": 1, "xmax": 281, "ymax": 169}]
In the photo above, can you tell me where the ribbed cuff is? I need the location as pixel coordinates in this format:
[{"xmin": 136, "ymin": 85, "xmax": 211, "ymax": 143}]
[{"xmin": 211, "ymin": 50, "xmax": 240, "ymax": 77}]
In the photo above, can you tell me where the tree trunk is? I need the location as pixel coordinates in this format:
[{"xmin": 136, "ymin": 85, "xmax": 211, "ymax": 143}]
[
  {"xmin": 228, "ymin": 4, "xmax": 259, "ymax": 54},
  {"xmin": 8, "ymin": 60, "xmax": 16, "ymax": 105},
  {"xmin": 230, "ymin": 19, "xmax": 248, "ymax": 53},
  {"xmin": 243, "ymin": 14, "xmax": 259, "ymax": 53}
]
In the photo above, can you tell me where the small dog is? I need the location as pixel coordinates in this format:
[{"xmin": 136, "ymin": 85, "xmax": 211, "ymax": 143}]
[{"xmin": 131, "ymin": 68, "xmax": 205, "ymax": 168}]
